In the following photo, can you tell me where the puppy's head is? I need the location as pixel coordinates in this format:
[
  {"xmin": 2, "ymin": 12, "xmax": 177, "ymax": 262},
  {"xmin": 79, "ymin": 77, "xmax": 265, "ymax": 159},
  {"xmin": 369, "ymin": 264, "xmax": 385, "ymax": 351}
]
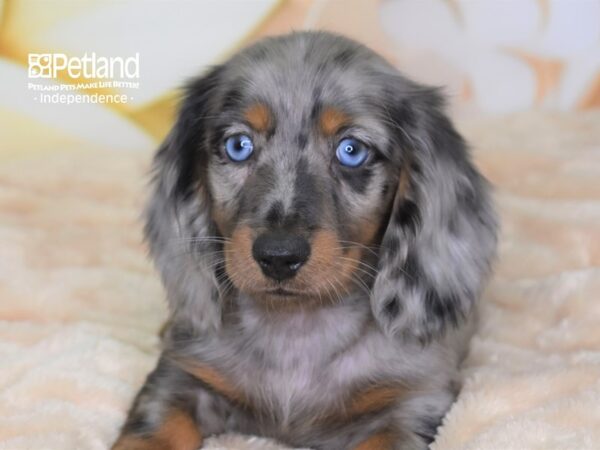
[{"xmin": 146, "ymin": 32, "xmax": 497, "ymax": 341}]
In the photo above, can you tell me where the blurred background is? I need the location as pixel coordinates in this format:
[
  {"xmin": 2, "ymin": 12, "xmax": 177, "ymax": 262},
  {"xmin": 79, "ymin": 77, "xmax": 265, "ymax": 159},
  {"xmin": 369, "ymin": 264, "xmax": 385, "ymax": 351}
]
[{"xmin": 1, "ymin": 0, "xmax": 599, "ymax": 155}]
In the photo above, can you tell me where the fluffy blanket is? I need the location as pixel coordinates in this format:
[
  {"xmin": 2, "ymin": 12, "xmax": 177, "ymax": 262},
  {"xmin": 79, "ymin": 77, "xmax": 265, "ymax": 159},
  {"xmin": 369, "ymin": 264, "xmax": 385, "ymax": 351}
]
[{"xmin": 1, "ymin": 111, "xmax": 599, "ymax": 449}]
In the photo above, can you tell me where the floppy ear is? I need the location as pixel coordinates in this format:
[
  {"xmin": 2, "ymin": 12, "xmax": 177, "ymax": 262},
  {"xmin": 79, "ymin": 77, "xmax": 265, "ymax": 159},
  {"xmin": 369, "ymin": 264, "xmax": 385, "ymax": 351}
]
[
  {"xmin": 371, "ymin": 86, "xmax": 498, "ymax": 343},
  {"xmin": 144, "ymin": 66, "xmax": 225, "ymax": 335}
]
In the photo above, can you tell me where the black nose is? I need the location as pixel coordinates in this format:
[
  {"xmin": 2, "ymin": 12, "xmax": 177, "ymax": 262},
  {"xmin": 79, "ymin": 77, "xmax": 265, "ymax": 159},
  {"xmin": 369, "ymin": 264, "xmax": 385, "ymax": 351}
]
[{"xmin": 252, "ymin": 232, "xmax": 310, "ymax": 281}]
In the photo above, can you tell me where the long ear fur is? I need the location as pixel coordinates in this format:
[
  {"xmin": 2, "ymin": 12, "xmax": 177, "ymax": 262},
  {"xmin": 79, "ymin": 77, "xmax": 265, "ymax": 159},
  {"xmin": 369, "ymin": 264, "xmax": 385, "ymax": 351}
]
[
  {"xmin": 371, "ymin": 86, "xmax": 498, "ymax": 343},
  {"xmin": 144, "ymin": 66, "xmax": 225, "ymax": 335}
]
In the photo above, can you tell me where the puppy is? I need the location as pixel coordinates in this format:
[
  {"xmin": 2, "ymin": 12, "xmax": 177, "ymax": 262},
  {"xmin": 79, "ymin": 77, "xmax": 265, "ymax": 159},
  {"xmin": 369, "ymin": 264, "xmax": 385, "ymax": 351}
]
[{"xmin": 112, "ymin": 31, "xmax": 498, "ymax": 450}]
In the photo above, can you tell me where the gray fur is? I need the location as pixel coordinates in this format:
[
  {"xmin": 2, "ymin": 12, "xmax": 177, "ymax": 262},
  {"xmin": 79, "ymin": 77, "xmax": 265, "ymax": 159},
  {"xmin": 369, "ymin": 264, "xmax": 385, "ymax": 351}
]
[{"xmin": 113, "ymin": 31, "xmax": 498, "ymax": 450}]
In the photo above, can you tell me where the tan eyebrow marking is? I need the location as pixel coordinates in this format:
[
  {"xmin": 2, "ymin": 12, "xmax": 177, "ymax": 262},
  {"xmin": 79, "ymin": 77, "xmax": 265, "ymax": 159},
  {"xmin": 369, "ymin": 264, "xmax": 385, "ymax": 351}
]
[
  {"xmin": 243, "ymin": 103, "xmax": 272, "ymax": 133},
  {"xmin": 319, "ymin": 106, "xmax": 351, "ymax": 136}
]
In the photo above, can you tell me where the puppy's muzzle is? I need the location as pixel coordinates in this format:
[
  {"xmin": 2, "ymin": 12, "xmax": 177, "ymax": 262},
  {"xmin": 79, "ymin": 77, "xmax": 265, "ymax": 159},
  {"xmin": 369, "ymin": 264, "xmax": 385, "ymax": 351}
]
[{"xmin": 252, "ymin": 232, "xmax": 310, "ymax": 281}]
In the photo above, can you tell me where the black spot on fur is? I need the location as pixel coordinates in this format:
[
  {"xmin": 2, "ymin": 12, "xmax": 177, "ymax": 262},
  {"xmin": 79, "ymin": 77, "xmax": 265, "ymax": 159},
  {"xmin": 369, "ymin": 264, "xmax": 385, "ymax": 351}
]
[
  {"xmin": 429, "ymin": 110, "xmax": 468, "ymax": 162},
  {"xmin": 169, "ymin": 322, "xmax": 196, "ymax": 343},
  {"xmin": 457, "ymin": 182, "xmax": 481, "ymax": 215},
  {"xmin": 410, "ymin": 160, "xmax": 422, "ymax": 176},
  {"xmin": 310, "ymin": 86, "xmax": 323, "ymax": 121},
  {"xmin": 122, "ymin": 412, "xmax": 151, "ymax": 435},
  {"xmin": 331, "ymin": 189, "xmax": 340, "ymax": 215},
  {"xmin": 383, "ymin": 235, "xmax": 400, "ymax": 259},
  {"xmin": 310, "ymin": 102, "xmax": 322, "ymax": 122},
  {"xmin": 424, "ymin": 290, "xmax": 461, "ymax": 328},
  {"xmin": 208, "ymin": 126, "xmax": 227, "ymax": 158},
  {"xmin": 331, "ymin": 188, "xmax": 351, "ymax": 239},
  {"xmin": 379, "ymin": 93, "xmax": 418, "ymax": 152},
  {"xmin": 169, "ymin": 66, "xmax": 225, "ymax": 200},
  {"xmin": 339, "ymin": 167, "xmax": 373, "ymax": 194},
  {"xmin": 290, "ymin": 158, "xmax": 321, "ymax": 230},
  {"xmin": 394, "ymin": 199, "xmax": 420, "ymax": 233},
  {"xmin": 332, "ymin": 48, "xmax": 355, "ymax": 66},
  {"xmin": 415, "ymin": 415, "xmax": 442, "ymax": 445},
  {"xmin": 221, "ymin": 85, "xmax": 243, "ymax": 111},
  {"xmin": 402, "ymin": 251, "xmax": 421, "ymax": 287},
  {"xmin": 391, "ymin": 98, "xmax": 417, "ymax": 129},
  {"xmin": 236, "ymin": 164, "xmax": 275, "ymax": 219},
  {"xmin": 296, "ymin": 132, "xmax": 308, "ymax": 150},
  {"xmin": 265, "ymin": 201, "xmax": 284, "ymax": 226},
  {"xmin": 265, "ymin": 121, "xmax": 277, "ymax": 141},
  {"xmin": 383, "ymin": 296, "xmax": 402, "ymax": 318},
  {"xmin": 381, "ymin": 183, "xmax": 390, "ymax": 197}
]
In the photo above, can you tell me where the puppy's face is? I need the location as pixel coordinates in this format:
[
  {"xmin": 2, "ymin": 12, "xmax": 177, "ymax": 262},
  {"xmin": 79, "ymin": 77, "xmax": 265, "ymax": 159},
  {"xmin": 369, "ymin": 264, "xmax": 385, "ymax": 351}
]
[
  {"xmin": 180, "ymin": 40, "xmax": 410, "ymax": 299},
  {"xmin": 199, "ymin": 44, "xmax": 403, "ymax": 302},
  {"xmin": 148, "ymin": 32, "xmax": 497, "ymax": 339}
]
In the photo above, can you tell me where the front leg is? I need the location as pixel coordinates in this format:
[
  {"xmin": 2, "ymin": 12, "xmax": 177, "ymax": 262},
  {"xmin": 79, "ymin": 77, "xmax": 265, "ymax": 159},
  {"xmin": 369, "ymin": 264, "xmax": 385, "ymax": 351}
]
[
  {"xmin": 348, "ymin": 387, "xmax": 457, "ymax": 450},
  {"xmin": 112, "ymin": 355, "xmax": 223, "ymax": 450},
  {"xmin": 349, "ymin": 416, "xmax": 445, "ymax": 450},
  {"xmin": 351, "ymin": 428, "xmax": 433, "ymax": 450}
]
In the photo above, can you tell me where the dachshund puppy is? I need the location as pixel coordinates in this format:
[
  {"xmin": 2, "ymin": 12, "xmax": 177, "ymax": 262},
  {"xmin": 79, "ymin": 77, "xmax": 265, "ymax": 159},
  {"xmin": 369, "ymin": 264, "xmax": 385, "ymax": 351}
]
[{"xmin": 112, "ymin": 31, "xmax": 497, "ymax": 450}]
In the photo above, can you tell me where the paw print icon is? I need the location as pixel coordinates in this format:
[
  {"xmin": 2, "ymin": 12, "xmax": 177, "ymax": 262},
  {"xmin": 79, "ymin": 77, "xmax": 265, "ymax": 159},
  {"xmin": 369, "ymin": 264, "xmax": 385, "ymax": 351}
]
[{"xmin": 28, "ymin": 54, "xmax": 53, "ymax": 78}]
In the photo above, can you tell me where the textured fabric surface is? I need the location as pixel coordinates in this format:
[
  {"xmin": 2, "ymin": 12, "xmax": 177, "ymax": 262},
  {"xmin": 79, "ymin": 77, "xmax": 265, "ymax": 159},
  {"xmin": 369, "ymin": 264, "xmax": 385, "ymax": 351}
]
[{"xmin": 0, "ymin": 111, "xmax": 599, "ymax": 449}]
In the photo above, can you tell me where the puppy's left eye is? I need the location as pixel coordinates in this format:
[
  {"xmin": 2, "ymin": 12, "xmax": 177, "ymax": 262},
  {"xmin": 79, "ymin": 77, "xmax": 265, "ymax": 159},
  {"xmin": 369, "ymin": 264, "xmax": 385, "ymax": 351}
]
[
  {"xmin": 225, "ymin": 134, "xmax": 254, "ymax": 162},
  {"xmin": 336, "ymin": 138, "xmax": 369, "ymax": 168}
]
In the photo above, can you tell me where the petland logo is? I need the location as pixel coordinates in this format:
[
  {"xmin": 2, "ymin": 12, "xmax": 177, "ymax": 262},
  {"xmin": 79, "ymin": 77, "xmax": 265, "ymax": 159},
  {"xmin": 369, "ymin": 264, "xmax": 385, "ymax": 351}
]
[
  {"xmin": 28, "ymin": 53, "xmax": 140, "ymax": 79},
  {"xmin": 27, "ymin": 52, "xmax": 140, "ymax": 105}
]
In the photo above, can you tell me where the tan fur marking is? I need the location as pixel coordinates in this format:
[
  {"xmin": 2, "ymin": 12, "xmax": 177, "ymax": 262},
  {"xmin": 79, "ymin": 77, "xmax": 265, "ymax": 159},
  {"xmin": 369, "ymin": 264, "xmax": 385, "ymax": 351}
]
[
  {"xmin": 225, "ymin": 225, "xmax": 264, "ymax": 295},
  {"xmin": 112, "ymin": 435, "xmax": 159, "ymax": 450},
  {"xmin": 347, "ymin": 385, "xmax": 406, "ymax": 417},
  {"xmin": 319, "ymin": 106, "xmax": 350, "ymax": 136},
  {"xmin": 352, "ymin": 430, "xmax": 395, "ymax": 450},
  {"xmin": 319, "ymin": 384, "xmax": 407, "ymax": 425},
  {"xmin": 352, "ymin": 167, "xmax": 411, "ymax": 252},
  {"xmin": 397, "ymin": 166, "xmax": 411, "ymax": 197},
  {"xmin": 112, "ymin": 410, "xmax": 202, "ymax": 450},
  {"xmin": 244, "ymin": 103, "xmax": 271, "ymax": 132},
  {"xmin": 157, "ymin": 410, "xmax": 202, "ymax": 450},
  {"xmin": 355, "ymin": 219, "xmax": 380, "ymax": 248},
  {"xmin": 179, "ymin": 361, "xmax": 248, "ymax": 407},
  {"xmin": 301, "ymin": 229, "xmax": 360, "ymax": 299},
  {"xmin": 211, "ymin": 205, "xmax": 230, "ymax": 236}
]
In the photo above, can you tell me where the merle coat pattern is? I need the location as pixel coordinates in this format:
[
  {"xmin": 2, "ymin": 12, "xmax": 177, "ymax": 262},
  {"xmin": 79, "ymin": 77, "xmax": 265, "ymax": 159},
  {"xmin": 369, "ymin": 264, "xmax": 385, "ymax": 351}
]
[{"xmin": 112, "ymin": 32, "xmax": 498, "ymax": 450}]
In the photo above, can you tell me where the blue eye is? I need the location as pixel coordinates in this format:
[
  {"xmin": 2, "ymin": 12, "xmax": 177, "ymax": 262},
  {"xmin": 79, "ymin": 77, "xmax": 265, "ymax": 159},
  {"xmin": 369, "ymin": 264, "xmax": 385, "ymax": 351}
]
[
  {"xmin": 335, "ymin": 138, "xmax": 369, "ymax": 167},
  {"xmin": 225, "ymin": 134, "xmax": 254, "ymax": 162}
]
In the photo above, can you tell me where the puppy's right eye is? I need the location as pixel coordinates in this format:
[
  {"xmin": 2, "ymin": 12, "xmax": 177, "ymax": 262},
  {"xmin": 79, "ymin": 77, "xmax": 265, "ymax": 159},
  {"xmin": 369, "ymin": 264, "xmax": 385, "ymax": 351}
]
[
  {"xmin": 225, "ymin": 134, "xmax": 254, "ymax": 162},
  {"xmin": 336, "ymin": 138, "xmax": 369, "ymax": 168}
]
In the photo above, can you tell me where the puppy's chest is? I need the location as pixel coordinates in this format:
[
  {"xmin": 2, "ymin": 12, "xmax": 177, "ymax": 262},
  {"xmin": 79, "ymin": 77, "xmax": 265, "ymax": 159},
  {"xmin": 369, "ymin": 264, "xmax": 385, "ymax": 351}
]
[{"xmin": 221, "ymin": 317, "xmax": 402, "ymax": 425}]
